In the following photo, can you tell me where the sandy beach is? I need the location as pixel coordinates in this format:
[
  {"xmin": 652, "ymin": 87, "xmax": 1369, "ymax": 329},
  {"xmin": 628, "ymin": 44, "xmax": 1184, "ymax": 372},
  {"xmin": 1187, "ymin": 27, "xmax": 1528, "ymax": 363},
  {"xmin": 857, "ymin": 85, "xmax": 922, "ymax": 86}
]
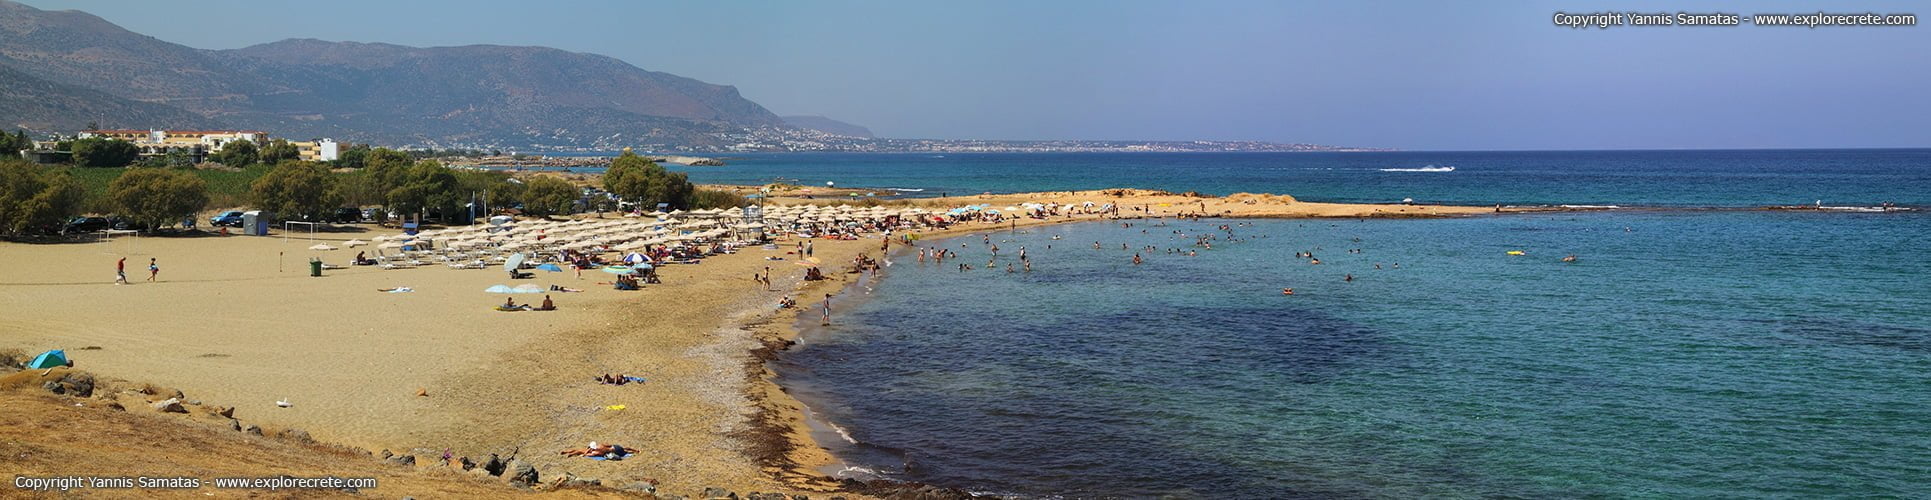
[
  {"xmin": 0, "ymin": 189, "xmax": 1493, "ymax": 497},
  {"xmin": 0, "ymin": 225, "xmax": 879, "ymax": 496}
]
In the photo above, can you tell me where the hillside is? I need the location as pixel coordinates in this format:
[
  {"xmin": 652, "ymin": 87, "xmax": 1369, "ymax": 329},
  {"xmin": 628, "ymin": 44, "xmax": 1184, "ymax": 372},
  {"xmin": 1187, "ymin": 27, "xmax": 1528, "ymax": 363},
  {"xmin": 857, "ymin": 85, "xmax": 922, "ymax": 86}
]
[
  {"xmin": 781, "ymin": 115, "xmax": 873, "ymax": 138},
  {"xmin": 0, "ymin": 63, "xmax": 224, "ymax": 131},
  {"xmin": 0, "ymin": 0, "xmax": 786, "ymax": 149}
]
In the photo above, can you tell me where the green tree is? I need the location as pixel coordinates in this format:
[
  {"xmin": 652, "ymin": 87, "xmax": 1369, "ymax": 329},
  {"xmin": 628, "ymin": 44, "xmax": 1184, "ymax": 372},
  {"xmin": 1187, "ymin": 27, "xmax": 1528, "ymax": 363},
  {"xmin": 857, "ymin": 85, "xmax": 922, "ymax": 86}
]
[
  {"xmin": 259, "ymin": 139, "xmax": 302, "ymax": 164},
  {"xmin": 646, "ymin": 170, "xmax": 695, "ymax": 209},
  {"xmin": 0, "ymin": 130, "xmax": 32, "ymax": 153},
  {"xmin": 692, "ymin": 188, "xmax": 749, "ymax": 209},
  {"xmin": 366, "ymin": 148, "xmax": 412, "ymax": 169},
  {"xmin": 519, "ymin": 176, "xmax": 579, "ymax": 216},
  {"xmin": 108, "ymin": 168, "xmax": 209, "ymax": 231},
  {"xmin": 331, "ymin": 144, "xmax": 371, "ymax": 169},
  {"xmin": 486, "ymin": 178, "xmax": 526, "ymax": 209},
  {"xmin": 251, "ymin": 161, "xmax": 342, "ymax": 221},
  {"xmin": 0, "ymin": 162, "xmax": 86, "ymax": 236},
  {"xmin": 602, "ymin": 152, "xmax": 652, "ymax": 203},
  {"xmin": 385, "ymin": 160, "xmax": 461, "ymax": 218},
  {"xmin": 70, "ymin": 138, "xmax": 140, "ymax": 167},
  {"xmin": 212, "ymin": 139, "xmax": 259, "ymax": 167},
  {"xmin": 602, "ymin": 151, "xmax": 696, "ymax": 210}
]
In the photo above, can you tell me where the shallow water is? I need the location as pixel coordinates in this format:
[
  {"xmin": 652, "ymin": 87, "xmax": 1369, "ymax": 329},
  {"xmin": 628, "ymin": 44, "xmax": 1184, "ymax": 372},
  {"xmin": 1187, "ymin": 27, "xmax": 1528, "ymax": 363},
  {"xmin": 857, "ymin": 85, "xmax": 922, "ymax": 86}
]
[
  {"xmin": 777, "ymin": 212, "xmax": 1931, "ymax": 498},
  {"xmin": 662, "ymin": 149, "xmax": 1931, "ymax": 207}
]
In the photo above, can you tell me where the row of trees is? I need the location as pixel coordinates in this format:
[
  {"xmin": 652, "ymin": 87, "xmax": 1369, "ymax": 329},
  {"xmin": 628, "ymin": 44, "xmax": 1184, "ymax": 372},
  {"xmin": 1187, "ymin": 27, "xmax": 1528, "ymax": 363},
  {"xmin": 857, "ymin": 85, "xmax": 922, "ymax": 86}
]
[
  {"xmin": 35, "ymin": 137, "xmax": 309, "ymax": 169},
  {"xmin": 250, "ymin": 154, "xmax": 586, "ymax": 222},
  {"xmin": 1, "ymin": 163, "xmax": 209, "ymax": 236},
  {"xmin": 2, "ymin": 146, "xmax": 741, "ymax": 239},
  {"xmin": 0, "ymin": 163, "xmax": 86, "ymax": 235}
]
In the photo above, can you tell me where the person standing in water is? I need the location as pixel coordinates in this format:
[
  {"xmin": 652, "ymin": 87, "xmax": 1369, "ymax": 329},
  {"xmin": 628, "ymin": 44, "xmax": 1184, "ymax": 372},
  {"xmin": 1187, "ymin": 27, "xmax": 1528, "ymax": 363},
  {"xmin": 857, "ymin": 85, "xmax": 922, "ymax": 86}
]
[{"xmin": 821, "ymin": 294, "xmax": 832, "ymax": 326}]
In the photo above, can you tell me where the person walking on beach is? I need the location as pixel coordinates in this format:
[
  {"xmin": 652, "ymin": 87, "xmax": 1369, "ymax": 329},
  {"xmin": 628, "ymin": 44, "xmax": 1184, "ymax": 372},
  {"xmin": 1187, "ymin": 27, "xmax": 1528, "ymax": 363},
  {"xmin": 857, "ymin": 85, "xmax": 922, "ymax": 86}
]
[
  {"xmin": 115, "ymin": 257, "xmax": 128, "ymax": 284},
  {"xmin": 805, "ymin": 241, "xmax": 814, "ymax": 258},
  {"xmin": 821, "ymin": 294, "xmax": 832, "ymax": 326},
  {"xmin": 146, "ymin": 258, "xmax": 159, "ymax": 282}
]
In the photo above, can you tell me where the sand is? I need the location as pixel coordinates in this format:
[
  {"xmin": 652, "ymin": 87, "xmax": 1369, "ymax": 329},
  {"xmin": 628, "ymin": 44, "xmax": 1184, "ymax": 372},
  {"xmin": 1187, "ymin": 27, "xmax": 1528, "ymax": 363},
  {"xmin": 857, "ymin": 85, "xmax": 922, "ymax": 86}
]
[
  {"xmin": 0, "ymin": 368, "xmax": 632, "ymax": 498},
  {"xmin": 0, "ymin": 224, "xmax": 872, "ymax": 496},
  {"xmin": 0, "ymin": 188, "xmax": 1503, "ymax": 496}
]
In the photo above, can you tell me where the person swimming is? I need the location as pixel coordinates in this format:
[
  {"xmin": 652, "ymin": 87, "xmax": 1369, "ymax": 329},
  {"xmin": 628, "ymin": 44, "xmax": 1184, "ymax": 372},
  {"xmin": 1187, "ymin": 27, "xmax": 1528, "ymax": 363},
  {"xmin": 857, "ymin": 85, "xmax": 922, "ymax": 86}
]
[
  {"xmin": 1562, "ymin": 254, "xmax": 1578, "ymax": 263},
  {"xmin": 1282, "ymin": 288, "xmax": 1295, "ymax": 295}
]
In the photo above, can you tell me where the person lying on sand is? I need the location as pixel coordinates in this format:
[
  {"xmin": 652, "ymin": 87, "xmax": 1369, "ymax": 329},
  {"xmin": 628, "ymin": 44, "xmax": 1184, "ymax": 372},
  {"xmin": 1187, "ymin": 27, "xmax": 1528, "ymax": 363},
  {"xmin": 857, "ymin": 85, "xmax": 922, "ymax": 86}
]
[
  {"xmin": 560, "ymin": 442, "xmax": 629, "ymax": 458},
  {"xmin": 376, "ymin": 287, "xmax": 414, "ymax": 293},
  {"xmin": 550, "ymin": 285, "xmax": 583, "ymax": 293},
  {"xmin": 594, "ymin": 374, "xmax": 648, "ymax": 386}
]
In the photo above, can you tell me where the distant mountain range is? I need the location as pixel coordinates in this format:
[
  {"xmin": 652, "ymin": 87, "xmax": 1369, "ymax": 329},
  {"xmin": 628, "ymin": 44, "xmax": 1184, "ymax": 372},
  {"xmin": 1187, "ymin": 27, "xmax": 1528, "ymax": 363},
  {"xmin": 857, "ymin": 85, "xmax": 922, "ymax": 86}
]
[
  {"xmin": 0, "ymin": 0, "xmax": 1373, "ymax": 152},
  {"xmin": 0, "ymin": 0, "xmax": 789, "ymax": 149}
]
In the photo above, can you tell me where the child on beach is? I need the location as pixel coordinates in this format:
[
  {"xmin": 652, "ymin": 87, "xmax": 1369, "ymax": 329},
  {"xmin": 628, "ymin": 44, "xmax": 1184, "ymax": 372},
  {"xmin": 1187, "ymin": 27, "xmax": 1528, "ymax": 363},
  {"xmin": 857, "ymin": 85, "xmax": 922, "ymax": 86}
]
[{"xmin": 147, "ymin": 258, "xmax": 159, "ymax": 282}]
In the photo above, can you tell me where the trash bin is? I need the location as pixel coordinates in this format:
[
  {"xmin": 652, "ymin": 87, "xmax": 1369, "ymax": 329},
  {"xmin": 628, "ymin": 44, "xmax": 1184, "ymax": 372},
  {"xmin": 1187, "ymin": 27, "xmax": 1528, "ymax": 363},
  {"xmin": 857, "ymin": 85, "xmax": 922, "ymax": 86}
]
[{"xmin": 309, "ymin": 258, "xmax": 323, "ymax": 277}]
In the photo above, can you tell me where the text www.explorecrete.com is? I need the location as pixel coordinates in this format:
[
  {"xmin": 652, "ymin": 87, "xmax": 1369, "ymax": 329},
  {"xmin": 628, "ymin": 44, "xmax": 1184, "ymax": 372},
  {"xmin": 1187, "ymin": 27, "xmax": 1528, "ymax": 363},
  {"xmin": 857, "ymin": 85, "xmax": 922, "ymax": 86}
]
[{"xmin": 1554, "ymin": 11, "xmax": 1916, "ymax": 28}]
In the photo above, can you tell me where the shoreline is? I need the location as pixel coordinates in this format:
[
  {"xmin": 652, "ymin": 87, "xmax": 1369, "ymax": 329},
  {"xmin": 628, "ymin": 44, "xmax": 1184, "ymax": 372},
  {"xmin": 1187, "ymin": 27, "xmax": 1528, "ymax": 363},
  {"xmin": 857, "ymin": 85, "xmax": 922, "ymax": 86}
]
[
  {"xmin": 737, "ymin": 212, "xmax": 1121, "ymax": 496},
  {"xmin": 0, "ymin": 189, "xmax": 1598, "ymax": 497}
]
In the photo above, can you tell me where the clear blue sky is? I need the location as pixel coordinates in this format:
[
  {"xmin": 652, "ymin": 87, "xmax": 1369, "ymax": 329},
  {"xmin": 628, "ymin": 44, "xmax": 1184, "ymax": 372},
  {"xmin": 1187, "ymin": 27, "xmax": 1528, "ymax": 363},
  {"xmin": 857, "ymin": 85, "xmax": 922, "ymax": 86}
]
[{"xmin": 20, "ymin": 0, "xmax": 1930, "ymax": 150}]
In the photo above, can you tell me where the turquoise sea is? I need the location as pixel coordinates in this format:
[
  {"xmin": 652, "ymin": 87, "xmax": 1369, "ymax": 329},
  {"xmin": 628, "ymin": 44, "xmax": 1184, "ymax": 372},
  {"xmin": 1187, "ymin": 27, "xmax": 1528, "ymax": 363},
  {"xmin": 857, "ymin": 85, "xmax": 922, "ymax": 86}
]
[{"xmin": 757, "ymin": 150, "xmax": 1931, "ymax": 498}]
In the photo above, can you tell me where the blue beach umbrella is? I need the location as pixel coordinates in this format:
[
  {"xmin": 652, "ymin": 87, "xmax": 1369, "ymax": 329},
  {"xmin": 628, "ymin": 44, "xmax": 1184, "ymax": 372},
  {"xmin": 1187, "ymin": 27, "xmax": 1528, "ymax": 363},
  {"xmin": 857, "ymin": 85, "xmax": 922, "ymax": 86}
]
[
  {"xmin": 484, "ymin": 284, "xmax": 517, "ymax": 293},
  {"xmin": 536, "ymin": 263, "xmax": 564, "ymax": 272},
  {"xmin": 602, "ymin": 265, "xmax": 636, "ymax": 275}
]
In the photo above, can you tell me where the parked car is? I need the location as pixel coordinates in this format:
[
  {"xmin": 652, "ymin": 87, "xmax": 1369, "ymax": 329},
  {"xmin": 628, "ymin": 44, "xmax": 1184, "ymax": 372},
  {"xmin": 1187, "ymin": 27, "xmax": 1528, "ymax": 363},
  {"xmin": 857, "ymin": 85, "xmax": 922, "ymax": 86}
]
[
  {"xmin": 210, "ymin": 210, "xmax": 246, "ymax": 227},
  {"xmin": 61, "ymin": 216, "xmax": 113, "ymax": 234},
  {"xmin": 106, "ymin": 216, "xmax": 145, "ymax": 231},
  {"xmin": 332, "ymin": 207, "xmax": 363, "ymax": 223}
]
